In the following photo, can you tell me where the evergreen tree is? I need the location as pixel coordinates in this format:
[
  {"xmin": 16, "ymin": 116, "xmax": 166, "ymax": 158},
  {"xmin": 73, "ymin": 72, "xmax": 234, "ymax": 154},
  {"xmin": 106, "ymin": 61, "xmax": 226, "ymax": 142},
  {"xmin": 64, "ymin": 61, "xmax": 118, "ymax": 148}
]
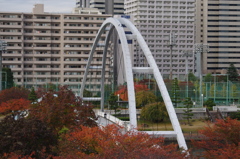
[
  {"xmin": 2, "ymin": 67, "xmax": 14, "ymax": 89},
  {"xmin": 204, "ymin": 73, "xmax": 213, "ymax": 82},
  {"xmin": 227, "ymin": 63, "xmax": 239, "ymax": 81},
  {"xmin": 108, "ymin": 93, "xmax": 118, "ymax": 114},
  {"xmin": 183, "ymin": 97, "xmax": 194, "ymax": 125},
  {"xmin": 203, "ymin": 99, "xmax": 216, "ymax": 111},
  {"xmin": 188, "ymin": 72, "xmax": 197, "ymax": 82},
  {"xmin": 28, "ymin": 87, "xmax": 37, "ymax": 102},
  {"xmin": 171, "ymin": 78, "xmax": 181, "ymax": 107},
  {"xmin": 83, "ymin": 89, "xmax": 92, "ymax": 97}
]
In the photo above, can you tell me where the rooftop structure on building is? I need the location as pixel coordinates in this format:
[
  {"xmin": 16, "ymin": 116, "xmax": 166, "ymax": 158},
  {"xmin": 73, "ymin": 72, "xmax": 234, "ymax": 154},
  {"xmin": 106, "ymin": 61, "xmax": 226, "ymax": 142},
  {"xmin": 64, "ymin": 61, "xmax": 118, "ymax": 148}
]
[
  {"xmin": 0, "ymin": 4, "xmax": 111, "ymax": 94},
  {"xmin": 76, "ymin": 0, "xmax": 124, "ymax": 15}
]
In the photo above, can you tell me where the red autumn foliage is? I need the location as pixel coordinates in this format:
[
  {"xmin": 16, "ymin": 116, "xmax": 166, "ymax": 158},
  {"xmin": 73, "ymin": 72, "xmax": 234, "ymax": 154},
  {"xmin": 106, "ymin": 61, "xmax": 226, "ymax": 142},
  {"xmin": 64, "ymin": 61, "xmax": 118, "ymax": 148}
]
[
  {"xmin": 192, "ymin": 117, "xmax": 240, "ymax": 158},
  {"xmin": 0, "ymin": 98, "xmax": 31, "ymax": 115},
  {"xmin": 29, "ymin": 86, "xmax": 97, "ymax": 133},
  {"xmin": 0, "ymin": 87, "xmax": 30, "ymax": 105},
  {"xmin": 114, "ymin": 84, "xmax": 149, "ymax": 101},
  {"xmin": 58, "ymin": 124, "xmax": 189, "ymax": 159}
]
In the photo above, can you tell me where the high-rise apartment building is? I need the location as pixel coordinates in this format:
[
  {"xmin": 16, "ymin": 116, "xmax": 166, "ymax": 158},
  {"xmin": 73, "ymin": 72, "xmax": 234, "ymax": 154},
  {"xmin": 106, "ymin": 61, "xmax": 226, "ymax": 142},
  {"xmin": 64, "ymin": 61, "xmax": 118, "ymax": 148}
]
[
  {"xmin": 0, "ymin": 4, "xmax": 111, "ymax": 93},
  {"xmin": 76, "ymin": 0, "xmax": 124, "ymax": 15},
  {"xmin": 196, "ymin": 0, "xmax": 240, "ymax": 75},
  {"xmin": 76, "ymin": 0, "xmax": 90, "ymax": 8},
  {"xmin": 124, "ymin": 0, "xmax": 195, "ymax": 80}
]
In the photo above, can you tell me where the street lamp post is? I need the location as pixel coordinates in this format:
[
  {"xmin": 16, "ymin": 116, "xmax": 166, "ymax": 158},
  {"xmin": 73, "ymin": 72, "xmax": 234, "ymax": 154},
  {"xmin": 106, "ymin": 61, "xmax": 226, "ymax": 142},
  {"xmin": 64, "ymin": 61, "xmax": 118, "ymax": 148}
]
[
  {"xmin": 168, "ymin": 32, "xmax": 177, "ymax": 80},
  {"xmin": 117, "ymin": 94, "xmax": 120, "ymax": 108},
  {"xmin": 201, "ymin": 94, "xmax": 204, "ymax": 107},
  {"xmin": 0, "ymin": 40, "xmax": 7, "ymax": 91},
  {"xmin": 182, "ymin": 51, "xmax": 193, "ymax": 98},
  {"xmin": 195, "ymin": 44, "xmax": 209, "ymax": 104},
  {"xmin": 193, "ymin": 89, "xmax": 197, "ymax": 106}
]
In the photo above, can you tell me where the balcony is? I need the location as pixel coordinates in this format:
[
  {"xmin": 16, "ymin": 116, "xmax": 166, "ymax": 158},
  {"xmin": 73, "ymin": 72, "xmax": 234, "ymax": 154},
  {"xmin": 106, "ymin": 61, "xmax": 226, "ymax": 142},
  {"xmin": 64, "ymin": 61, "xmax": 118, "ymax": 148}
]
[
  {"xmin": 0, "ymin": 17, "xmax": 22, "ymax": 21},
  {"xmin": 0, "ymin": 32, "xmax": 22, "ymax": 35},
  {"xmin": 0, "ymin": 24, "xmax": 22, "ymax": 29}
]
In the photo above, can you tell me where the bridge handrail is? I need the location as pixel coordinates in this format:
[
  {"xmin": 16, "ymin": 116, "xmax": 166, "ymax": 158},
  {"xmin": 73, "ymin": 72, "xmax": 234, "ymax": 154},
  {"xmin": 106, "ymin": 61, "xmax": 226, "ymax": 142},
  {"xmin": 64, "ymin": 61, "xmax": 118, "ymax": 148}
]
[
  {"xmin": 95, "ymin": 110, "xmax": 131, "ymax": 131},
  {"xmin": 175, "ymin": 108, "xmax": 206, "ymax": 113},
  {"xmin": 213, "ymin": 106, "xmax": 238, "ymax": 112}
]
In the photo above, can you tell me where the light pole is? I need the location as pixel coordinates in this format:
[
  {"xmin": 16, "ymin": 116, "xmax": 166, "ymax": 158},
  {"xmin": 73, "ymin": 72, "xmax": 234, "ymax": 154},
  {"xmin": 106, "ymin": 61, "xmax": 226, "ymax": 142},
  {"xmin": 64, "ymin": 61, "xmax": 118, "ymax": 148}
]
[
  {"xmin": 193, "ymin": 89, "xmax": 196, "ymax": 106},
  {"xmin": 201, "ymin": 94, "xmax": 204, "ymax": 107},
  {"xmin": 1, "ymin": 71, "xmax": 7, "ymax": 90},
  {"xmin": 0, "ymin": 40, "xmax": 7, "ymax": 91},
  {"xmin": 182, "ymin": 51, "xmax": 193, "ymax": 98},
  {"xmin": 168, "ymin": 32, "xmax": 177, "ymax": 80},
  {"xmin": 117, "ymin": 94, "xmax": 119, "ymax": 108},
  {"xmin": 195, "ymin": 44, "xmax": 209, "ymax": 105}
]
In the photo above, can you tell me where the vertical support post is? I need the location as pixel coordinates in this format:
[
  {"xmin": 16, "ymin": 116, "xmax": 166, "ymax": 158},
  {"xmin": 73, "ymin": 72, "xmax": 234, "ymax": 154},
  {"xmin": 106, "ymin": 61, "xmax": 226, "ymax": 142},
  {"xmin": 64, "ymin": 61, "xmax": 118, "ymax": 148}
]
[
  {"xmin": 168, "ymin": 32, "xmax": 176, "ymax": 80},
  {"xmin": 226, "ymin": 75, "xmax": 228, "ymax": 105},
  {"xmin": 195, "ymin": 43, "xmax": 209, "ymax": 106},
  {"xmin": 0, "ymin": 41, "xmax": 7, "ymax": 92},
  {"xmin": 0, "ymin": 51, "xmax": 2, "ymax": 91},
  {"xmin": 214, "ymin": 75, "xmax": 216, "ymax": 103},
  {"xmin": 117, "ymin": 94, "xmax": 119, "ymax": 108},
  {"xmin": 182, "ymin": 51, "xmax": 192, "ymax": 98}
]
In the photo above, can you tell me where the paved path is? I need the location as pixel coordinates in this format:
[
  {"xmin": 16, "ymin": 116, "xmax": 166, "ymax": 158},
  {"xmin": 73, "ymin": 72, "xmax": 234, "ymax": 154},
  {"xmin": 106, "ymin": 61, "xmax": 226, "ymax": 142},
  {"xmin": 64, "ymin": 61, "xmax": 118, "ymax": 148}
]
[{"xmin": 97, "ymin": 116, "xmax": 115, "ymax": 127}]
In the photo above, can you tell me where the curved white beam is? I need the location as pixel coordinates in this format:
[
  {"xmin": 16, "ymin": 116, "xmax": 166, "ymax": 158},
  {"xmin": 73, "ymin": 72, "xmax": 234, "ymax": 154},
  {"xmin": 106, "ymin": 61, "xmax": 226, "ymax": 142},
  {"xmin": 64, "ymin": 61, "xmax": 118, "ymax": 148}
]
[
  {"xmin": 80, "ymin": 17, "xmax": 187, "ymax": 151},
  {"xmin": 80, "ymin": 18, "xmax": 137, "ymax": 129},
  {"xmin": 117, "ymin": 18, "xmax": 187, "ymax": 151}
]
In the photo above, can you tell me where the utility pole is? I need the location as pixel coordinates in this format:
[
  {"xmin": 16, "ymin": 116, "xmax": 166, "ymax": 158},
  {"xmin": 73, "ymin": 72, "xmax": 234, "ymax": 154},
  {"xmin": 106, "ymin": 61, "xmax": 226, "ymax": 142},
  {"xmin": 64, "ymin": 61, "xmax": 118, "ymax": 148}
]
[
  {"xmin": 0, "ymin": 40, "xmax": 7, "ymax": 91},
  {"xmin": 182, "ymin": 51, "xmax": 193, "ymax": 98},
  {"xmin": 195, "ymin": 43, "xmax": 209, "ymax": 107},
  {"xmin": 168, "ymin": 32, "xmax": 177, "ymax": 80}
]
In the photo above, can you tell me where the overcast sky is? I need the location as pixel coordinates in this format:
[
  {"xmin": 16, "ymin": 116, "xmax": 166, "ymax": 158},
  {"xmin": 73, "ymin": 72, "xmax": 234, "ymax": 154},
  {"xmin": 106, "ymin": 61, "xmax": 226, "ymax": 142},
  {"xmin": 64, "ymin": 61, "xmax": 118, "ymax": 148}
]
[{"xmin": 0, "ymin": 0, "xmax": 76, "ymax": 13}]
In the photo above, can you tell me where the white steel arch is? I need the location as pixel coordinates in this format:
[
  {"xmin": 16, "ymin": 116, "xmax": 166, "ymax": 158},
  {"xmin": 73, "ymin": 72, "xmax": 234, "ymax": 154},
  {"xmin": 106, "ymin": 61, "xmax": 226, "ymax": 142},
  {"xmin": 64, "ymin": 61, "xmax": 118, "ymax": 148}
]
[{"xmin": 80, "ymin": 17, "xmax": 187, "ymax": 151}]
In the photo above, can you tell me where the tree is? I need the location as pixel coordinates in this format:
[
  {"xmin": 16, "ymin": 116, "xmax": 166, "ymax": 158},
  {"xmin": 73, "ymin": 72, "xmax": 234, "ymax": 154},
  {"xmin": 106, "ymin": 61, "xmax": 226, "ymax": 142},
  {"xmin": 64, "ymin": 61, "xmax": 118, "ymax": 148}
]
[
  {"xmin": 43, "ymin": 82, "xmax": 58, "ymax": 91},
  {"xmin": 229, "ymin": 111, "xmax": 240, "ymax": 120},
  {"xmin": 114, "ymin": 84, "xmax": 149, "ymax": 101},
  {"xmin": 0, "ymin": 87, "xmax": 30, "ymax": 105},
  {"xmin": 140, "ymin": 102, "xmax": 168, "ymax": 123},
  {"xmin": 2, "ymin": 67, "xmax": 14, "ymax": 89},
  {"xmin": 0, "ymin": 98, "xmax": 31, "ymax": 117},
  {"xmin": 209, "ymin": 84, "xmax": 215, "ymax": 97},
  {"xmin": 230, "ymin": 83, "xmax": 238, "ymax": 98},
  {"xmin": 108, "ymin": 93, "xmax": 118, "ymax": 114},
  {"xmin": 183, "ymin": 97, "xmax": 194, "ymax": 125},
  {"xmin": 188, "ymin": 72, "xmax": 197, "ymax": 82},
  {"xmin": 227, "ymin": 63, "xmax": 239, "ymax": 81},
  {"xmin": 83, "ymin": 89, "xmax": 92, "ymax": 97},
  {"xmin": 59, "ymin": 124, "xmax": 188, "ymax": 159},
  {"xmin": 30, "ymin": 86, "xmax": 97, "ymax": 134},
  {"xmin": 135, "ymin": 90, "xmax": 157, "ymax": 108},
  {"xmin": 192, "ymin": 118, "xmax": 240, "ymax": 158},
  {"xmin": 171, "ymin": 78, "xmax": 181, "ymax": 107},
  {"xmin": 204, "ymin": 73, "xmax": 213, "ymax": 82},
  {"xmin": 0, "ymin": 116, "xmax": 58, "ymax": 158},
  {"xmin": 203, "ymin": 99, "xmax": 216, "ymax": 111},
  {"xmin": 221, "ymin": 84, "xmax": 227, "ymax": 97},
  {"xmin": 28, "ymin": 87, "xmax": 37, "ymax": 102}
]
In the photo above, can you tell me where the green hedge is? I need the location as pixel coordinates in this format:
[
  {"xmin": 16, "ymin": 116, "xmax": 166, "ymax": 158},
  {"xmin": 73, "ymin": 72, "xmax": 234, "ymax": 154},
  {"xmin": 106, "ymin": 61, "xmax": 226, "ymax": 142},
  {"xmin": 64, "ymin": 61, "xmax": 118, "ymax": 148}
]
[{"xmin": 118, "ymin": 117, "xmax": 129, "ymax": 121}]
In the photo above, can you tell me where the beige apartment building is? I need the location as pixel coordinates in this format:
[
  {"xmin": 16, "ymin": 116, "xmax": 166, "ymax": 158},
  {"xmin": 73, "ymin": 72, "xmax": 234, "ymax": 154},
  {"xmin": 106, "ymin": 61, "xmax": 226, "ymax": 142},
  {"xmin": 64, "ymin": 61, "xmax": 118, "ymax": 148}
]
[
  {"xmin": 0, "ymin": 4, "xmax": 111, "ymax": 94},
  {"xmin": 196, "ymin": 0, "xmax": 240, "ymax": 75}
]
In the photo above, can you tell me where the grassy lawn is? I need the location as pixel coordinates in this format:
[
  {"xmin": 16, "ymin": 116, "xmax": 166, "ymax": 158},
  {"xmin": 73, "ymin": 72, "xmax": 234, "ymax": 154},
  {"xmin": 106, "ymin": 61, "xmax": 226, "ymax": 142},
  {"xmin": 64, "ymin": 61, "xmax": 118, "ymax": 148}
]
[{"xmin": 137, "ymin": 119, "xmax": 210, "ymax": 133}]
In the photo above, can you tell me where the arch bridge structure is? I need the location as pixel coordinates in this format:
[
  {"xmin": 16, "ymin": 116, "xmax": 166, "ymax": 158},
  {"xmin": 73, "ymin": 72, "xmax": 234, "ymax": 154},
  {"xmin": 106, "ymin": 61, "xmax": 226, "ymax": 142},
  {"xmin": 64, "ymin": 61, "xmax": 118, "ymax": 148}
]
[{"xmin": 79, "ymin": 17, "xmax": 187, "ymax": 151}]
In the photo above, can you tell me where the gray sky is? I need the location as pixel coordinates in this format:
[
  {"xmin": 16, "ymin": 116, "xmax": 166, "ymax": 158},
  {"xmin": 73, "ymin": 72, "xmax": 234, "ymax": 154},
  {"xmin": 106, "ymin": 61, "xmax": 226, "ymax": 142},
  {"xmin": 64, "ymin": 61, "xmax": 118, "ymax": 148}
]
[{"xmin": 0, "ymin": 0, "xmax": 76, "ymax": 13}]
